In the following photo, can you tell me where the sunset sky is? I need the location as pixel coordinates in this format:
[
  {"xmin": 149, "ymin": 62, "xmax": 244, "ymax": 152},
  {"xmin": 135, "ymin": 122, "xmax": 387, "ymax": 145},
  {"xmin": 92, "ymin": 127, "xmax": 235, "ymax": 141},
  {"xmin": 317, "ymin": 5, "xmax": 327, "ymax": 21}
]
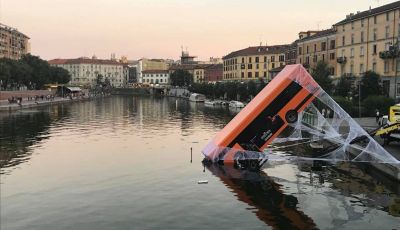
[{"xmin": 1, "ymin": 0, "xmax": 394, "ymax": 61}]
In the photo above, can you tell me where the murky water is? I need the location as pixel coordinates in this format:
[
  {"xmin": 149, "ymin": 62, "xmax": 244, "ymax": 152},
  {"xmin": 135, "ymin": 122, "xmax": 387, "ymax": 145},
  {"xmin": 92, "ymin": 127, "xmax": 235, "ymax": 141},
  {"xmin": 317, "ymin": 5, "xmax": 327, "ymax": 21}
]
[{"xmin": 1, "ymin": 96, "xmax": 399, "ymax": 230}]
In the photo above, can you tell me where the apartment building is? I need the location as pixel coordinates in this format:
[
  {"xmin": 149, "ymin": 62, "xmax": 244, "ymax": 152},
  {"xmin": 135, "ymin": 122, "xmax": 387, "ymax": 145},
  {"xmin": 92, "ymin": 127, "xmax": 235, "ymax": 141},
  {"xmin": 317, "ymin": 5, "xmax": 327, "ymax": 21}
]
[
  {"xmin": 0, "ymin": 23, "xmax": 30, "ymax": 60},
  {"xmin": 297, "ymin": 29, "xmax": 337, "ymax": 75},
  {"xmin": 204, "ymin": 64, "xmax": 223, "ymax": 83},
  {"xmin": 48, "ymin": 57, "xmax": 125, "ymax": 87},
  {"xmin": 142, "ymin": 70, "xmax": 170, "ymax": 85},
  {"xmin": 137, "ymin": 58, "xmax": 169, "ymax": 83},
  {"xmin": 334, "ymin": 1, "xmax": 400, "ymax": 97},
  {"xmin": 222, "ymin": 45, "xmax": 289, "ymax": 81}
]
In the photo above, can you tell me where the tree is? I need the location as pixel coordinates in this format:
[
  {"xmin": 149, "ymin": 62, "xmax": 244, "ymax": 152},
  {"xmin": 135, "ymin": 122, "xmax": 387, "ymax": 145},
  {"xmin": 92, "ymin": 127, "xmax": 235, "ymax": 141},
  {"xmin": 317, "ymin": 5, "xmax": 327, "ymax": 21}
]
[
  {"xmin": 311, "ymin": 61, "xmax": 333, "ymax": 94},
  {"xmin": 50, "ymin": 66, "xmax": 70, "ymax": 84},
  {"xmin": 334, "ymin": 76, "xmax": 353, "ymax": 97},
  {"xmin": 170, "ymin": 70, "xmax": 193, "ymax": 87},
  {"xmin": 359, "ymin": 71, "xmax": 382, "ymax": 100}
]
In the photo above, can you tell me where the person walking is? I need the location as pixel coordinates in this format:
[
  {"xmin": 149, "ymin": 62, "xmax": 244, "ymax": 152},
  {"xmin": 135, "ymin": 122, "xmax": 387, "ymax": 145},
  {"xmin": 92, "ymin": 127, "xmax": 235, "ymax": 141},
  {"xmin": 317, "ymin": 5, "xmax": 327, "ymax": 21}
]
[{"xmin": 376, "ymin": 110, "xmax": 380, "ymax": 123}]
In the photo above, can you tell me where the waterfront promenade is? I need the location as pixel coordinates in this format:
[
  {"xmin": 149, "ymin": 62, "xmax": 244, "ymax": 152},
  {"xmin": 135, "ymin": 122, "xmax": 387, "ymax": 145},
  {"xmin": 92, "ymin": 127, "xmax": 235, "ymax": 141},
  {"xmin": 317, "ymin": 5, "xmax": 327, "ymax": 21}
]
[{"xmin": 0, "ymin": 95, "xmax": 90, "ymax": 112}]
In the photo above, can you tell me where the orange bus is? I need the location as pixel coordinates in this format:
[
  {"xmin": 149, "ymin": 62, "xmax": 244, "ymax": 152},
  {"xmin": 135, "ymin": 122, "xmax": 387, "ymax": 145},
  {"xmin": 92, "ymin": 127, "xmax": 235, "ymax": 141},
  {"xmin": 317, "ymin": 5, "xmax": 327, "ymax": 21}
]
[{"xmin": 202, "ymin": 64, "xmax": 320, "ymax": 170}]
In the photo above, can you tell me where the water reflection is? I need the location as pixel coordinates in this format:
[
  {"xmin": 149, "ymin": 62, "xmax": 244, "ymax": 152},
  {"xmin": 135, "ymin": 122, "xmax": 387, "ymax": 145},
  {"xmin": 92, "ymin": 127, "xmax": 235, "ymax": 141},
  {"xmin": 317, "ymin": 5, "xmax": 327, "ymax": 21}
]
[
  {"xmin": 205, "ymin": 163, "xmax": 318, "ymax": 229},
  {"xmin": 0, "ymin": 106, "xmax": 70, "ymax": 172}
]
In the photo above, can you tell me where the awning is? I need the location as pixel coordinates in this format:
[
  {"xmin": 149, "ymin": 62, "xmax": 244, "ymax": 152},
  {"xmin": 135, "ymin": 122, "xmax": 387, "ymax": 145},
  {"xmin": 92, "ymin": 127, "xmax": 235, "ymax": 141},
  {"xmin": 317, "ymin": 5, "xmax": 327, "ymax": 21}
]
[{"xmin": 66, "ymin": 87, "xmax": 82, "ymax": 92}]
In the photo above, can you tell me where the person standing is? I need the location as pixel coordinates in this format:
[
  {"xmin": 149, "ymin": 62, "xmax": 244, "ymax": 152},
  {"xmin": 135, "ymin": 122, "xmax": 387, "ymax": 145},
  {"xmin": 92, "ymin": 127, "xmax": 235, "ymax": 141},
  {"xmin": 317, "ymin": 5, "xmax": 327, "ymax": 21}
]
[{"xmin": 376, "ymin": 110, "xmax": 380, "ymax": 123}]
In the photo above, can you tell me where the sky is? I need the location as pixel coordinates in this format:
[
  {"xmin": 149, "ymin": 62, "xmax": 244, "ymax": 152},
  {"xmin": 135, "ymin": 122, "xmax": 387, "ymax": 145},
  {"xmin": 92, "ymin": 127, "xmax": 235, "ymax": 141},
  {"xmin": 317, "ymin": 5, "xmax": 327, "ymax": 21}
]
[{"xmin": 0, "ymin": 0, "xmax": 395, "ymax": 61}]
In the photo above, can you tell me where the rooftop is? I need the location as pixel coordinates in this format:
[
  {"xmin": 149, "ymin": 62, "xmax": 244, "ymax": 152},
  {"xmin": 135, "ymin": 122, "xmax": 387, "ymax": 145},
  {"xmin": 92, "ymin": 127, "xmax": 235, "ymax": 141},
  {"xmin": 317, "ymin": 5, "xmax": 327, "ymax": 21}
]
[
  {"xmin": 297, "ymin": 28, "xmax": 336, "ymax": 42},
  {"xmin": 48, "ymin": 58, "xmax": 123, "ymax": 65},
  {"xmin": 0, "ymin": 23, "xmax": 30, "ymax": 39},
  {"xmin": 335, "ymin": 1, "xmax": 400, "ymax": 25},
  {"xmin": 223, "ymin": 45, "xmax": 290, "ymax": 59}
]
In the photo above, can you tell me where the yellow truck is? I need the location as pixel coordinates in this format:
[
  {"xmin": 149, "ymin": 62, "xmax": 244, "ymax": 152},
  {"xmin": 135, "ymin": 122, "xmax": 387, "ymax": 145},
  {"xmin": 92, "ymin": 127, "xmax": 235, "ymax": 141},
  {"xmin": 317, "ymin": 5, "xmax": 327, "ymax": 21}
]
[{"xmin": 374, "ymin": 104, "xmax": 400, "ymax": 145}]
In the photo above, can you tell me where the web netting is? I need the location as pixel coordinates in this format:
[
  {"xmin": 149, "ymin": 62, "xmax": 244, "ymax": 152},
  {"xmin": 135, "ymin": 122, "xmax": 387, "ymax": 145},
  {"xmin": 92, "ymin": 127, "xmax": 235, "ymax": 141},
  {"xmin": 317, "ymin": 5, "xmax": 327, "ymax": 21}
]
[{"xmin": 202, "ymin": 64, "xmax": 400, "ymax": 167}]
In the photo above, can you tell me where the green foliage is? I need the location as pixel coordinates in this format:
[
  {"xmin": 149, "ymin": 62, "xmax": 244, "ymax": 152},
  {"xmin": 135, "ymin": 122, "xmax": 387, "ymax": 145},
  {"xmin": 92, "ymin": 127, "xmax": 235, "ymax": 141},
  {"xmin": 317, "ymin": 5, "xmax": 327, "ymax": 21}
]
[
  {"xmin": 362, "ymin": 95, "xmax": 394, "ymax": 117},
  {"xmin": 0, "ymin": 54, "xmax": 71, "ymax": 90},
  {"xmin": 188, "ymin": 80, "xmax": 264, "ymax": 101},
  {"xmin": 170, "ymin": 70, "xmax": 193, "ymax": 87},
  {"xmin": 311, "ymin": 61, "xmax": 333, "ymax": 94},
  {"xmin": 359, "ymin": 71, "xmax": 382, "ymax": 100},
  {"xmin": 332, "ymin": 96, "xmax": 353, "ymax": 114},
  {"xmin": 334, "ymin": 76, "xmax": 353, "ymax": 97}
]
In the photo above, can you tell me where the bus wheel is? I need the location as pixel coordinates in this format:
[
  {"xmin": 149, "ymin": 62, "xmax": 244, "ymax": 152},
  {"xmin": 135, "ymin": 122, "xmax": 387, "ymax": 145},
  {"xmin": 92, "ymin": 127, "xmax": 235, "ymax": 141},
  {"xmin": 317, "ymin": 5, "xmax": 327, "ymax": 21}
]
[{"xmin": 285, "ymin": 110, "xmax": 298, "ymax": 124}]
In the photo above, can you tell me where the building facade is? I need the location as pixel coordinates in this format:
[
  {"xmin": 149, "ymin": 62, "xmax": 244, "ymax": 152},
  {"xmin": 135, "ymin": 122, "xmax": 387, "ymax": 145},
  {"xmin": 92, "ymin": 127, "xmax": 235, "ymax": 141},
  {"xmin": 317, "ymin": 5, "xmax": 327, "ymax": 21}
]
[
  {"xmin": 137, "ymin": 59, "xmax": 169, "ymax": 83},
  {"xmin": 222, "ymin": 45, "xmax": 289, "ymax": 82},
  {"xmin": 334, "ymin": 1, "xmax": 400, "ymax": 97},
  {"xmin": 297, "ymin": 29, "xmax": 337, "ymax": 75},
  {"xmin": 142, "ymin": 70, "xmax": 170, "ymax": 85},
  {"xmin": 0, "ymin": 23, "xmax": 30, "ymax": 60},
  {"xmin": 48, "ymin": 57, "xmax": 125, "ymax": 87},
  {"xmin": 204, "ymin": 64, "xmax": 223, "ymax": 83}
]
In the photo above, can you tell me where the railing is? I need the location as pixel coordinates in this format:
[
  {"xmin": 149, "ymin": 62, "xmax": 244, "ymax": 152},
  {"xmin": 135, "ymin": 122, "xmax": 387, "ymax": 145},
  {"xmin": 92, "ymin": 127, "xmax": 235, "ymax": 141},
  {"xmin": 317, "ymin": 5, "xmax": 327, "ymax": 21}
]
[{"xmin": 337, "ymin": 56, "xmax": 347, "ymax": 64}]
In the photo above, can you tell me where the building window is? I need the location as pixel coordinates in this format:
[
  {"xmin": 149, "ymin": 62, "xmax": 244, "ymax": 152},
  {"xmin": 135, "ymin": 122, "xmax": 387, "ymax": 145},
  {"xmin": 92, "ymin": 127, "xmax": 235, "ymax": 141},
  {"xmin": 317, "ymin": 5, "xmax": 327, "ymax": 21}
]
[
  {"xmin": 361, "ymin": 31, "xmax": 364, "ymax": 42},
  {"xmin": 373, "ymin": 62, "xmax": 377, "ymax": 72},
  {"xmin": 264, "ymin": 56, "xmax": 267, "ymax": 62},
  {"xmin": 397, "ymin": 59, "xmax": 400, "ymax": 71},
  {"xmin": 248, "ymin": 64, "xmax": 252, "ymax": 69},
  {"xmin": 374, "ymin": 15, "xmax": 377, "ymax": 24},
  {"xmin": 360, "ymin": 46, "xmax": 364, "ymax": 56},
  {"xmin": 255, "ymin": 57, "xmax": 259, "ymax": 63},
  {"xmin": 242, "ymin": 57, "xmax": 245, "ymax": 63},
  {"xmin": 350, "ymin": 48, "xmax": 354, "ymax": 57},
  {"xmin": 279, "ymin": 55, "xmax": 284, "ymax": 62},
  {"xmin": 314, "ymin": 44, "xmax": 317, "ymax": 52},
  {"xmin": 306, "ymin": 46, "xmax": 309, "ymax": 54},
  {"xmin": 298, "ymin": 47, "xmax": 302, "ymax": 55},
  {"xmin": 263, "ymin": 72, "xmax": 267, "ymax": 77},
  {"xmin": 329, "ymin": 53, "xmax": 335, "ymax": 60},
  {"xmin": 241, "ymin": 72, "xmax": 244, "ymax": 78},
  {"xmin": 361, "ymin": 18, "xmax": 364, "ymax": 27},
  {"xmin": 384, "ymin": 61, "xmax": 389, "ymax": 73},
  {"xmin": 351, "ymin": 34, "xmax": 354, "ymax": 44},
  {"xmin": 248, "ymin": 72, "xmax": 252, "ymax": 78},
  {"xmin": 322, "ymin": 54, "xmax": 325, "ymax": 61},
  {"xmin": 386, "ymin": 26, "xmax": 390, "ymax": 39},
  {"xmin": 255, "ymin": 72, "xmax": 259, "ymax": 78},
  {"xmin": 321, "ymin": 42, "xmax": 326, "ymax": 51},
  {"xmin": 256, "ymin": 64, "xmax": 259, "ymax": 69},
  {"xmin": 360, "ymin": 64, "xmax": 364, "ymax": 74},
  {"xmin": 330, "ymin": 40, "xmax": 335, "ymax": 49},
  {"xmin": 313, "ymin": 55, "xmax": 317, "ymax": 63},
  {"xmin": 272, "ymin": 63, "xmax": 275, "ymax": 68},
  {"xmin": 271, "ymin": 56, "xmax": 275, "ymax": 62},
  {"xmin": 387, "ymin": 12, "xmax": 390, "ymax": 21},
  {"xmin": 342, "ymin": 36, "xmax": 345, "ymax": 46},
  {"xmin": 373, "ymin": 44, "xmax": 377, "ymax": 54},
  {"xmin": 397, "ymin": 83, "xmax": 400, "ymax": 96},
  {"xmin": 249, "ymin": 57, "xmax": 252, "ymax": 63},
  {"xmin": 373, "ymin": 28, "xmax": 377, "ymax": 41}
]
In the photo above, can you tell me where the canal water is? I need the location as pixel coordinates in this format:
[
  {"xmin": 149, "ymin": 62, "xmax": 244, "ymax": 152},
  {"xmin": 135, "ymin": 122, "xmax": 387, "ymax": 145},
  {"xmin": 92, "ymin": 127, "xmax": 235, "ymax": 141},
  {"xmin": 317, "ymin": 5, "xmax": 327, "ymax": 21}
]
[{"xmin": 1, "ymin": 96, "xmax": 399, "ymax": 230}]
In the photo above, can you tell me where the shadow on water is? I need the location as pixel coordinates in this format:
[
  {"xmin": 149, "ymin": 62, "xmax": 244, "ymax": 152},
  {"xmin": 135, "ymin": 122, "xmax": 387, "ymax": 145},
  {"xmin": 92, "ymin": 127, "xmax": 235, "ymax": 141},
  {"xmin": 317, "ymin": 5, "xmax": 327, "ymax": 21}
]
[
  {"xmin": 0, "ymin": 105, "xmax": 71, "ymax": 173},
  {"xmin": 204, "ymin": 163, "xmax": 318, "ymax": 230}
]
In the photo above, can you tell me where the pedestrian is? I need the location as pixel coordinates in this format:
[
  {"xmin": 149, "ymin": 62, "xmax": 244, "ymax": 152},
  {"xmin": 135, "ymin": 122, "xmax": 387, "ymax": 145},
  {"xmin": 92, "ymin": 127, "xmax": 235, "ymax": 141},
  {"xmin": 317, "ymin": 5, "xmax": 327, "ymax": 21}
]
[
  {"xmin": 326, "ymin": 109, "xmax": 331, "ymax": 118},
  {"xmin": 376, "ymin": 110, "xmax": 380, "ymax": 123},
  {"xmin": 321, "ymin": 108, "xmax": 326, "ymax": 118}
]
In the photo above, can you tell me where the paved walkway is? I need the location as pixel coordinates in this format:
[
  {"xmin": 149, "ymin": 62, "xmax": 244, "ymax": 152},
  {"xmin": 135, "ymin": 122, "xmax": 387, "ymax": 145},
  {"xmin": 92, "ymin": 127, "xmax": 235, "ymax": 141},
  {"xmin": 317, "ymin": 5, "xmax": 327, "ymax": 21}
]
[{"xmin": 0, "ymin": 96, "xmax": 89, "ymax": 112}]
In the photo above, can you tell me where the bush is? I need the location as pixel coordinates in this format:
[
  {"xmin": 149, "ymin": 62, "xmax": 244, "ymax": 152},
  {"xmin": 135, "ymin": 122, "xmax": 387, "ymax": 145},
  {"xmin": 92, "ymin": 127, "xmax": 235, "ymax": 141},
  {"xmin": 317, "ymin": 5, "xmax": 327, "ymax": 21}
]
[
  {"xmin": 332, "ymin": 96, "xmax": 353, "ymax": 115},
  {"xmin": 362, "ymin": 95, "xmax": 394, "ymax": 117}
]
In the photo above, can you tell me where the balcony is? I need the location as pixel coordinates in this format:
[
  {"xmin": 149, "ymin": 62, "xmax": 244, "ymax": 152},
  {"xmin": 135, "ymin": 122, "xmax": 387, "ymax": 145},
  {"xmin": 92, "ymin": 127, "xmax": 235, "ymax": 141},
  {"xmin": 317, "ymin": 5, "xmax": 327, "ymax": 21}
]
[
  {"xmin": 337, "ymin": 56, "xmax": 347, "ymax": 64},
  {"xmin": 379, "ymin": 50, "xmax": 397, "ymax": 59}
]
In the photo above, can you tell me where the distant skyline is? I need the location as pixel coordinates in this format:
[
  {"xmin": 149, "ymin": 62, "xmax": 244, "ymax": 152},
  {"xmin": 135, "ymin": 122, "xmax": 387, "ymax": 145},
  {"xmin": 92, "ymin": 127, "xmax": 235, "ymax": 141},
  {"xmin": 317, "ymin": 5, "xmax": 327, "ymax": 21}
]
[{"xmin": 1, "ymin": 0, "xmax": 395, "ymax": 61}]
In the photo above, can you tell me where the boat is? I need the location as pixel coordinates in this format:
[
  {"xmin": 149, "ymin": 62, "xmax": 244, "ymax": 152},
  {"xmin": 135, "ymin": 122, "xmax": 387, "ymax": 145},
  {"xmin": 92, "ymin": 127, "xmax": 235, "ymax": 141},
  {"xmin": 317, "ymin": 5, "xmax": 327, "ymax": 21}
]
[
  {"xmin": 205, "ymin": 100, "xmax": 218, "ymax": 106},
  {"xmin": 229, "ymin": 101, "xmax": 244, "ymax": 108},
  {"xmin": 189, "ymin": 93, "xmax": 206, "ymax": 102}
]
